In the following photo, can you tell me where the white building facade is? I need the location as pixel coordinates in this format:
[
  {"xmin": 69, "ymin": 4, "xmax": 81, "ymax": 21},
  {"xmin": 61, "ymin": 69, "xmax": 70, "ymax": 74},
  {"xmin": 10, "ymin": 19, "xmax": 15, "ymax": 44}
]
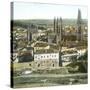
[
  {"xmin": 34, "ymin": 53, "xmax": 59, "ymax": 61},
  {"xmin": 34, "ymin": 52, "xmax": 80, "ymax": 62}
]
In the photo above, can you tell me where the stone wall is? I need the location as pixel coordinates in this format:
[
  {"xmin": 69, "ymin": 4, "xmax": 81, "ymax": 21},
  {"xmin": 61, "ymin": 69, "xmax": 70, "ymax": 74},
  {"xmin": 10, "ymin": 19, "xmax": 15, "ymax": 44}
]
[{"xmin": 29, "ymin": 60, "xmax": 59, "ymax": 69}]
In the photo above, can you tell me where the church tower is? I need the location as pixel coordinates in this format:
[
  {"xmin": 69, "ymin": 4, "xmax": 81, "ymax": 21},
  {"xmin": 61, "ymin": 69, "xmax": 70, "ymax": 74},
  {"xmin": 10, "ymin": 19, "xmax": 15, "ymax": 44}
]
[
  {"xmin": 77, "ymin": 9, "xmax": 82, "ymax": 41},
  {"xmin": 27, "ymin": 25, "xmax": 32, "ymax": 44},
  {"xmin": 58, "ymin": 17, "xmax": 63, "ymax": 66}
]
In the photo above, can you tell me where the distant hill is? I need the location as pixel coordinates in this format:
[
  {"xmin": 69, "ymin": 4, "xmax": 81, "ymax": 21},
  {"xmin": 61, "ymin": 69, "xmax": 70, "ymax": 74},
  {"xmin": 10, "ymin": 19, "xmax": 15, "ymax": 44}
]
[{"xmin": 13, "ymin": 19, "xmax": 88, "ymax": 28}]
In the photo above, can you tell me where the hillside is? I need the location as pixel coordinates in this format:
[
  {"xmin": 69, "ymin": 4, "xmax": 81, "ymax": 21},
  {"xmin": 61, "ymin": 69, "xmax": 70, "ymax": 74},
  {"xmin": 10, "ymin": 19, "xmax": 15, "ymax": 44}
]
[{"xmin": 13, "ymin": 19, "xmax": 88, "ymax": 28}]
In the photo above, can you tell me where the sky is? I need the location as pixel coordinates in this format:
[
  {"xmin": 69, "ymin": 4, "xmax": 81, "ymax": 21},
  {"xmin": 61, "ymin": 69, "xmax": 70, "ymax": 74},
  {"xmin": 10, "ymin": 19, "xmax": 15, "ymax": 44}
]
[{"xmin": 13, "ymin": 2, "xmax": 88, "ymax": 20}]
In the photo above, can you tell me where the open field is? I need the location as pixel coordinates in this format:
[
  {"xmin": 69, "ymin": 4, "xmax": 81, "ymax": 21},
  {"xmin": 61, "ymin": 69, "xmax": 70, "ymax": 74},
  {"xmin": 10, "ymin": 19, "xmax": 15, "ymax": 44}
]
[
  {"xmin": 13, "ymin": 62, "xmax": 32, "ymax": 71},
  {"xmin": 12, "ymin": 61, "xmax": 88, "ymax": 88},
  {"xmin": 13, "ymin": 73, "xmax": 88, "ymax": 88}
]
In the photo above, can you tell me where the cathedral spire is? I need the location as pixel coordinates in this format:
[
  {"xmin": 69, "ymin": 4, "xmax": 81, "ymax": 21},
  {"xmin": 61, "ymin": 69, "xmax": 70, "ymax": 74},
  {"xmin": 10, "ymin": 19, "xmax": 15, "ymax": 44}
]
[
  {"xmin": 77, "ymin": 9, "xmax": 82, "ymax": 41},
  {"xmin": 54, "ymin": 17, "xmax": 56, "ymax": 33}
]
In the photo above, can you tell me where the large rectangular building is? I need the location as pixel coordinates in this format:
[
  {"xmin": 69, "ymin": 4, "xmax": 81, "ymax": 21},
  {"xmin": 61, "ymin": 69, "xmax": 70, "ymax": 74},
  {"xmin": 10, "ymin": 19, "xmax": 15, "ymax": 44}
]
[{"xmin": 34, "ymin": 53, "xmax": 59, "ymax": 61}]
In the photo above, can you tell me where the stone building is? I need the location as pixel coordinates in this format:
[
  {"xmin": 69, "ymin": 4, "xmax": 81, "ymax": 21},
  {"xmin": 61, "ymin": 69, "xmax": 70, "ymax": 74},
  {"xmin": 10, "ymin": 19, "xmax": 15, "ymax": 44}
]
[
  {"xmin": 48, "ymin": 33, "xmax": 56, "ymax": 44},
  {"xmin": 18, "ymin": 46, "xmax": 34, "ymax": 63},
  {"xmin": 77, "ymin": 9, "xmax": 83, "ymax": 41},
  {"xmin": 27, "ymin": 24, "xmax": 38, "ymax": 42},
  {"xmin": 28, "ymin": 49, "xmax": 79, "ymax": 68},
  {"xmin": 34, "ymin": 53, "xmax": 59, "ymax": 61},
  {"xmin": 28, "ymin": 52, "xmax": 59, "ymax": 68},
  {"xmin": 48, "ymin": 17, "xmax": 63, "ymax": 45}
]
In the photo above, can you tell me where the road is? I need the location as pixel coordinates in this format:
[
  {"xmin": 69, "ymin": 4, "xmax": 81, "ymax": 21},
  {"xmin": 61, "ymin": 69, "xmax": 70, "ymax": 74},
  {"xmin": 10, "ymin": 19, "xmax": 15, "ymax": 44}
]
[{"xmin": 15, "ymin": 73, "xmax": 87, "ymax": 78}]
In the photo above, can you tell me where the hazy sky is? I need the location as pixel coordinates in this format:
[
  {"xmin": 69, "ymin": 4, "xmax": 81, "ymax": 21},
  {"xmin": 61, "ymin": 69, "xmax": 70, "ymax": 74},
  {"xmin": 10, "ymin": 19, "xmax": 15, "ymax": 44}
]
[{"xmin": 13, "ymin": 2, "xmax": 88, "ymax": 20}]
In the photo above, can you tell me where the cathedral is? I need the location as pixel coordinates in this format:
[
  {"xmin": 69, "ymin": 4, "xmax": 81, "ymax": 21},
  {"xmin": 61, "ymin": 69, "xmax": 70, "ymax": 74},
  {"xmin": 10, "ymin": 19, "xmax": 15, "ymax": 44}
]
[{"xmin": 48, "ymin": 17, "xmax": 63, "ymax": 45}]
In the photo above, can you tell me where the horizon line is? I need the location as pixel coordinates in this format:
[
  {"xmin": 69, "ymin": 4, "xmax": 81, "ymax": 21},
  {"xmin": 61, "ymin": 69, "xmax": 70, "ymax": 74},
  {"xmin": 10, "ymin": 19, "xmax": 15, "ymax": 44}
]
[{"xmin": 13, "ymin": 18, "xmax": 88, "ymax": 20}]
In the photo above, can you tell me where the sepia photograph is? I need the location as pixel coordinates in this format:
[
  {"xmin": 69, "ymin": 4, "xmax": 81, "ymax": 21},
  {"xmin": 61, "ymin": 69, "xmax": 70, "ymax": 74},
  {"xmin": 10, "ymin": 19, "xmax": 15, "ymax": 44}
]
[{"xmin": 11, "ymin": 2, "xmax": 88, "ymax": 88}]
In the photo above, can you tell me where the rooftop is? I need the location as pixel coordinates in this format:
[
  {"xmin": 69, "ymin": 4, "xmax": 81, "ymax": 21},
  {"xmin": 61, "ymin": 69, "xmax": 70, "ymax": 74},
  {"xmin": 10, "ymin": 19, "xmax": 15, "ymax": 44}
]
[{"xmin": 35, "ymin": 49, "xmax": 58, "ymax": 54}]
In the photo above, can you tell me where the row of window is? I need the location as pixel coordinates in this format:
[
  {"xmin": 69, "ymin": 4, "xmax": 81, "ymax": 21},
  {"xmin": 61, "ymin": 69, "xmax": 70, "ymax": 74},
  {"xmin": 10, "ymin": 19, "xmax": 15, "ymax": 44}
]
[
  {"xmin": 34, "ymin": 54, "xmax": 58, "ymax": 59},
  {"xmin": 29, "ymin": 63, "xmax": 56, "ymax": 67}
]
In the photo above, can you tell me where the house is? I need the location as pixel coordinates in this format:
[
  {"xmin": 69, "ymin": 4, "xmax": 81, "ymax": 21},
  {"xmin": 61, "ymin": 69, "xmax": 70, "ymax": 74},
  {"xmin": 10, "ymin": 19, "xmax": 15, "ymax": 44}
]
[
  {"xmin": 33, "ymin": 52, "xmax": 59, "ymax": 68},
  {"xmin": 17, "ymin": 46, "xmax": 34, "ymax": 63},
  {"xmin": 31, "ymin": 41, "xmax": 59, "ymax": 52},
  {"xmin": 32, "ymin": 41, "xmax": 48, "ymax": 52}
]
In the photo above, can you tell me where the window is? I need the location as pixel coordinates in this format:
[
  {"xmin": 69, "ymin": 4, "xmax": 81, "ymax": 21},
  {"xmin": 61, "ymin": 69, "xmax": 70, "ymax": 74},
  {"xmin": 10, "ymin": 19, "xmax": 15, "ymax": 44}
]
[
  {"xmin": 52, "ymin": 64, "xmax": 54, "ymax": 67},
  {"xmin": 41, "ymin": 56, "xmax": 43, "ymax": 58},
  {"xmin": 29, "ymin": 64, "xmax": 31, "ymax": 66},
  {"xmin": 38, "ymin": 64, "xmax": 40, "ymax": 67}
]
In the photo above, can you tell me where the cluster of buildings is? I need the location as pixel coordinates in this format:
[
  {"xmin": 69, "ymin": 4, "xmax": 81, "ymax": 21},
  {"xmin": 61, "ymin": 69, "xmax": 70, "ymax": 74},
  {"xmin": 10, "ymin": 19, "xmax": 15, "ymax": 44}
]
[{"xmin": 12, "ymin": 9, "xmax": 88, "ymax": 68}]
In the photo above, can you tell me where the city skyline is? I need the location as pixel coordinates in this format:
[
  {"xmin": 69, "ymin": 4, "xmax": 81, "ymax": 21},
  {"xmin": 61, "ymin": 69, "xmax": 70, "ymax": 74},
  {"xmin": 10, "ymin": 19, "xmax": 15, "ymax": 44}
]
[{"xmin": 13, "ymin": 2, "xmax": 88, "ymax": 20}]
